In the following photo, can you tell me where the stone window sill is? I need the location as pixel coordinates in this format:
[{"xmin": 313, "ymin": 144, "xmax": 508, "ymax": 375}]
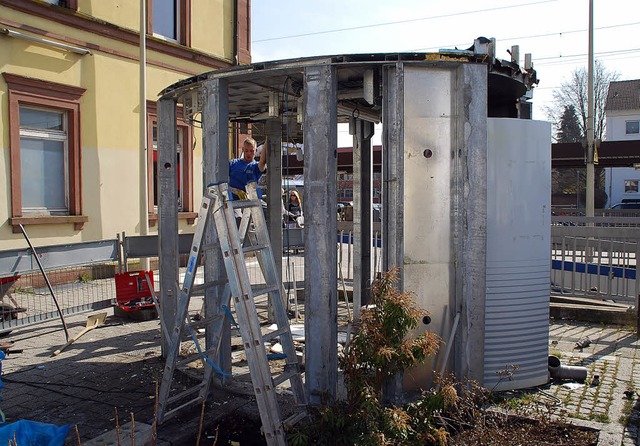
[
  {"xmin": 148, "ymin": 212, "xmax": 198, "ymax": 227},
  {"xmin": 11, "ymin": 215, "xmax": 89, "ymax": 232}
]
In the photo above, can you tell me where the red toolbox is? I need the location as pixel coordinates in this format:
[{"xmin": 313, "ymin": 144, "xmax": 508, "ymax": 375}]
[{"xmin": 114, "ymin": 271, "xmax": 156, "ymax": 312}]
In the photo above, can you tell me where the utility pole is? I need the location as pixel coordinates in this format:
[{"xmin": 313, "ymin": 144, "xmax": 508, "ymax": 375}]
[
  {"xmin": 139, "ymin": 0, "xmax": 150, "ymax": 270},
  {"xmin": 585, "ymin": 0, "xmax": 595, "ymax": 217}
]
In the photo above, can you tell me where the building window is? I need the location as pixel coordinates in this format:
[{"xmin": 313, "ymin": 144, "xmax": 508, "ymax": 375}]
[
  {"xmin": 148, "ymin": 0, "xmax": 191, "ymax": 46},
  {"xmin": 626, "ymin": 121, "xmax": 640, "ymax": 135},
  {"xmin": 625, "ymin": 180, "xmax": 639, "ymax": 193},
  {"xmin": 19, "ymin": 107, "xmax": 69, "ymax": 214},
  {"xmin": 147, "ymin": 102, "xmax": 194, "ymax": 225},
  {"xmin": 3, "ymin": 73, "xmax": 86, "ymax": 230},
  {"xmin": 41, "ymin": 0, "xmax": 78, "ymax": 9}
]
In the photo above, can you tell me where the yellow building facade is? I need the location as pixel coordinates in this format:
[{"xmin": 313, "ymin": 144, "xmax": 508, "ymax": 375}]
[{"xmin": 0, "ymin": 0, "xmax": 250, "ymax": 249}]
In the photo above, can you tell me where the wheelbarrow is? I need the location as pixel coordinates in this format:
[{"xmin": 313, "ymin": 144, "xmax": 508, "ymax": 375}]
[{"xmin": 0, "ymin": 275, "xmax": 27, "ymax": 323}]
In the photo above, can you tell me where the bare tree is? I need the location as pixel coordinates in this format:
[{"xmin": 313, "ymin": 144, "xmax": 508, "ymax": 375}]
[
  {"xmin": 547, "ymin": 61, "xmax": 618, "ymax": 208},
  {"xmin": 546, "ymin": 60, "xmax": 619, "ymax": 141}
]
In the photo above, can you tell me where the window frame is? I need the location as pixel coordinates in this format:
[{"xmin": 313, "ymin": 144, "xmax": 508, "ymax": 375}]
[
  {"xmin": 147, "ymin": 0, "xmax": 191, "ymax": 47},
  {"xmin": 626, "ymin": 120, "xmax": 640, "ymax": 135},
  {"xmin": 146, "ymin": 101, "xmax": 196, "ymax": 226},
  {"xmin": 19, "ymin": 106, "xmax": 70, "ymax": 214},
  {"xmin": 3, "ymin": 73, "xmax": 87, "ymax": 232},
  {"xmin": 41, "ymin": 0, "xmax": 78, "ymax": 9},
  {"xmin": 624, "ymin": 179, "xmax": 639, "ymax": 194}
]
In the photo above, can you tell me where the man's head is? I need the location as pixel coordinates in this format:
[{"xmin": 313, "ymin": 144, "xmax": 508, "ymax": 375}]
[{"xmin": 241, "ymin": 138, "xmax": 257, "ymax": 162}]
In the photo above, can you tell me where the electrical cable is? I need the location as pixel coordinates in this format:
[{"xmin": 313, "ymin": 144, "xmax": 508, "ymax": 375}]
[
  {"xmin": 253, "ymin": 0, "xmax": 558, "ymax": 43},
  {"xmin": 410, "ymin": 21, "xmax": 640, "ymax": 53}
]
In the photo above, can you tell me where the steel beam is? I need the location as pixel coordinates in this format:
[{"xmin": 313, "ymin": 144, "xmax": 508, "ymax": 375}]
[
  {"xmin": 382, "ymin": 64, "xmax": 404, "ymax": 281},
  {"xmin": 453, "ymin": 63, "xmax": 487, "ymax": 384},
  {"xmin": 157, "ymin": 97, "xmax": 178, "ymax": 357},
  {"xmin": 264, "ymin": 119, "xmax": 283, "ymax": 282},
  {"xmin": 303, "ymin": 64, "xmax": 338, "ymax": 405},
  {"xmin": 202, "ymin": 78, "xmax": 232, "ymax": 378},
  {"xmin": 352, "ymin": 119, "xmax": 374, "ymax": 320}
]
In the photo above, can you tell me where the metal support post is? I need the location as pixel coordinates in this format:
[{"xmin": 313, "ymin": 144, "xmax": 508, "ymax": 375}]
[
  {"xmin": 352, "ymin": 119, "xmax": 374, "ymax": 320},
  {"xmin": 265, "ymin": 119, "xmax": 283, "ymax": 282},
  {"xmin": 454, "ymin": 64, "xmax": 488, "ymax": 384},
  {"xmin": 303, "ymin": 63, "xmax": 338, "ymax": 405},
  {"xmin": 158, "ymin": 97, "xmax": 179, "ymax": 356},
  {"xmin": 381, "ymin": 64, "xmax": 404, "ymax": 278},
  {"xmin": 202, "ymin": 78, "xmax": 232, "ymax": 377}
]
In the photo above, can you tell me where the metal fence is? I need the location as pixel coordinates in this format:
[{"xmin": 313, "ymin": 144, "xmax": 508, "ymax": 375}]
[
  {"xmin": 7, "ymin": 215, "xmax": 632, "ymax": 336},
  {"xmin": 0, "ymin": 239, "xmax": 120, "ymax": 333},
  {"xmin": 551, "ymin": 216, "xmax": 640, "ymax": 305}
]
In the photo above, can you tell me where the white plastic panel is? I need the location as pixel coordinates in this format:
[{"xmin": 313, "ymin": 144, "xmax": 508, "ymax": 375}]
[{"xmin": 483, "ymin": 118, "xmax": 551, "ymax": 390}]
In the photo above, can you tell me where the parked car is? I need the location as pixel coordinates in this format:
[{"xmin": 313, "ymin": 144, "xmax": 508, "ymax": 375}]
[{"xmin": 611, "ymin": 199, "xmax": 640, "ymax": 210}]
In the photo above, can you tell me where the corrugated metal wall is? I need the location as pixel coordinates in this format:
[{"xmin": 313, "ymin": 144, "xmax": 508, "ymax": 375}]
[{"xmin": 483, "ymin": 118, "xmax": 551, "ymax": 390}]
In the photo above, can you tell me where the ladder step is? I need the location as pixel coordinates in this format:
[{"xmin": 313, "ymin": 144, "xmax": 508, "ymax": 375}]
[
  {"xmin": 189, "ymin": 279, "xmax": 228, "ymax": 296},
  {"xmin": 273, "ymin": 368, "xmax": 299, "ymax": 387},
  {"xmin": 243, "ymin": 243, "xmax": 270, "ymax": 254},
  {"xmin": 263, "ymin": 327, "xmax": 289, "ymax": 342},
  {"xmin": 251, "ymin": 284, "xmax": 280, "ymax": 297},
  {"xmin": 283, "ymin": 410, "xmax": 308, "ymax": 428},
  {"xmin": 230, "ymin": 199, "xmax": 263, "ymax": 210},
  {"xmin": 163, "ymin": 395, "xmax": 206, "ymax": 422},
  {"xmin": 176, "ymin": 347, "xmax": 219, "ymax": 368},
  {"xmin": 166, "ymin": 384, "xmax": 205, "ymax": 405},
  {"xmin": 187, "ymin": 313, "xmax": 224, "ymax": 329}
]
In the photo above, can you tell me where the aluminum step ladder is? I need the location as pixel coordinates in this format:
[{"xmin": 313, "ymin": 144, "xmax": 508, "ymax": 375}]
[{"xmin": 156, "ymin": 181, "xmax": 307, "ymax": 446}]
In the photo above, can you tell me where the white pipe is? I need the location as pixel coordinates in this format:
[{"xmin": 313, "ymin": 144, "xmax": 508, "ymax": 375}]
[
  {"xmin": 586, "ymin": 0, "xmax": 595, "ymax": 218},
  {"xmin": 0, "ymin": 28, "xmax": 92, "ymax": 55},
  {"xmin": 139, "ymin": 0, "xmax": 150, "ymax": 270}
]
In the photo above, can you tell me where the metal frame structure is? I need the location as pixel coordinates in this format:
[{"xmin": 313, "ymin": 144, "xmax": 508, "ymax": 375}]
[{"xmin": 156, "ymin": 41, "xmax": 541, "ymax": 402}]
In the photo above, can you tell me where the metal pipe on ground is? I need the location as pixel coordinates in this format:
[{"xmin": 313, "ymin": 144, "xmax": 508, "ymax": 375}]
[
  {"xmin": 548, "ymin": 355, "xmax": 588, "ymax": 382},
  {"xmin": 19, "ymin": 224, "xmax": 70, "ymax": 342}
]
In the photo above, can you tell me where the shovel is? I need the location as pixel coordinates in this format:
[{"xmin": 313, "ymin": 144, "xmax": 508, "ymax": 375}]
[{"xmin": 51, "ymin": 312, "xmax": 107, "ymax": 357}]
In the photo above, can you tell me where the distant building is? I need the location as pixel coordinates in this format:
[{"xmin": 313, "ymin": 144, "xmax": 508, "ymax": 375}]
[
  {"xmin": 604, "ymin": 79, "xmax": 640, "ymax": 207},
  {"xmin": 0, "ymin": 0, "xmax": 250, "ymax": 250}
]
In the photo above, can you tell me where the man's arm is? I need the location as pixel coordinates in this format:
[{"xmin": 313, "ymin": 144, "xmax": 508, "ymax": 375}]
[{"xmin": 258, "ymin": 138, "xmax": 268, "ymax": 172}]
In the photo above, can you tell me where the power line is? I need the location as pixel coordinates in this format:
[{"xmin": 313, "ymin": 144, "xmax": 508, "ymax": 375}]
[
  {"xmin": 409, "ymin": 21, "xmax": 640, "ymax": 53},
  {"xmin": 253, "ymin": 0, "xmax": 557, "ymax": 43}
]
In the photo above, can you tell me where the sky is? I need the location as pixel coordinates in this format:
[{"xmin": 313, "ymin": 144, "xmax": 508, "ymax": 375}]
[{"xmin": 251, "ymin": 0, "xmax": 640, "ymax": 145}]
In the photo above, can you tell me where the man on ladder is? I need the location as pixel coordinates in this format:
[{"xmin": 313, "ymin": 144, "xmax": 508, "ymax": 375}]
[{"xmin": 229, "ymin": 137, "xmax": 267, "ymax": 202}]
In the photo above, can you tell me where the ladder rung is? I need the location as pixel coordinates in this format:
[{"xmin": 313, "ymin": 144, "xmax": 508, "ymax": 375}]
[
  {"xmin": 176, "ymin": 347, "xmax": 218, "ymax": 367},
  {"xmin": 189, "ymin": 279, "xmax": 228, "ymax": 296},
  {"xmin": 251, "ymin": 284, "xmax": 280, "ymax": 297},
  {"xmin": 164, "ymin": 395, "xmax": 206, "ymax": 421},
  {"xmin": 283, "ymin": 410, "xmax": 308, "ymax": 428},
  {"xmin": 230, "ymin": 199, "xmax": 262, "ymax": 209},
  {"xmin": 263, "ymin": 327, "xmax": 289, "ymax": 342},
  {"xmin": 187, "ymin": 313, "xmax": 224, "ymax": 328},
  {"xmin": 243, "ymin": 243, "xmax": 269, "ymax": 254},
  {"xmin": 273, "ymin": 368, "xmax": 299, "ymax": 387},
  {"xmin": 166, "ymin": 385, "xmax": 205, "ymax": 405}
]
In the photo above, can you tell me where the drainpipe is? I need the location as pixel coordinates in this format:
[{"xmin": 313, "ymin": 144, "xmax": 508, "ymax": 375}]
[
  {"xmin": 233, "ymin": 0, "xmax": 238, "ymax": 65},
  {"xmin": 139, "ymin": 0, "xmax": 150, "ymax": 270}
]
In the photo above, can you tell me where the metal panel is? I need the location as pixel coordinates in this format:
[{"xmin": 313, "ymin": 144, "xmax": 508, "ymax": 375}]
[
  {"xmin": 401, "ymin": 66, "xmax": 456, "ymax": 391},
  {"xmin": 303, "ymin": 64, "xmax": 338, "ymax": 405},
  {"xmin": 0, "ymin": 240, "xmax": 118, "ymax": 277},
  {"xmin": 483, "ymin": 118, "xmax": 551, "ymax": 390}
]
